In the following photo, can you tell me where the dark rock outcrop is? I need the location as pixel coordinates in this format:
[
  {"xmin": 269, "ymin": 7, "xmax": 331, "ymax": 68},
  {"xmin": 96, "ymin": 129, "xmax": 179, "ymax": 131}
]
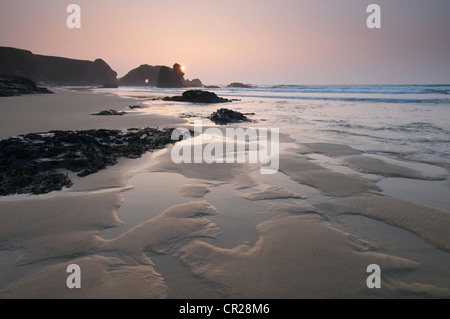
[
  {"xmin": 119, "ymin": 63, "xmax": 205, "ymax": 88},
  {"xmin": 184, "ymin": 78, "xmax": 203, "ymax": 87},
  {"xmin": 163, "ymin": 90, "xmax": 231, "ymax": 104},
  {"xmin": 118, "ymin": 64, "xmax": 163, "ymax": 86},
  {"xmin": 101, "ymin": 83, "xmax": 119, "ymax": 88},
  {"xmin": 157, "ymin": 63, "xmax": 185, "ymax": 88},
  {"xmin": 0, "ymin": 74, "xmax": 53, "ymax": 97},
  {"xmin": 0, "ymin": 47, "xmax": 118, "ymax": 86},
  {"xmin": 0, "ymin": 128, "xmax": 178, "ymax": 195},
  {"xmin": 227, "ymin": 82, "xmax": 254, "ymax": 88},
  {"xmin": 92, "ymin": 109, "xmax": 127, "ymax": 116},
  {"xmin": 209, "ymin": 108, "xmax": 251, "ymax": 124}
]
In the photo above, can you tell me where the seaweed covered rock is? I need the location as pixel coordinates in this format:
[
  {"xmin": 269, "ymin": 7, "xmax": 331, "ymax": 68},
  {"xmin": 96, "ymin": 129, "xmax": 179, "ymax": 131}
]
[
  {"xmin": 92, "ymin": 109, "xmax": 127, "ymax": 116},
  {"xmin": 209, "ymin": 108, "xmax": 251, "ymax": 124},
  {"xmin": 0, "ymin": 128, "xmax": 178, "ymax": 195},
  {"xmin": 164, "ymin": 90, "xmax": 231, "ymax": 104}
]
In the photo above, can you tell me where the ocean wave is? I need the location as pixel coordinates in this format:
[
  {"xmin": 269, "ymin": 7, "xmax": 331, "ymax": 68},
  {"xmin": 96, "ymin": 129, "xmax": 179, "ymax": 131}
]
[
  {"xmin": 109, "ymin": 85, "xmax": 450, "ymax": 104},
  {"xmin": 266, "ymin": 85, "xmax": 450, "ymax": 95},
  {"xmin": 321, "ymin": 129, "xmax": 391, "ymax": 140},
  {"xmin": 322, "ymin": 127, "xmax": 449, "ymax": 144},
  {"xmin": 333, "ymin": 121, "xmax": 447, "ymax": 135},
  {"xmin": 217, "ymin": 92, "xmax": 449, "ymax": 104},
  {"xmin": 377, "ymin": 122, "xmax": 447, "ymax": 134},
  {"xmin": 425, "ymin": 89, "xmax": 449, "ymax": 95}
]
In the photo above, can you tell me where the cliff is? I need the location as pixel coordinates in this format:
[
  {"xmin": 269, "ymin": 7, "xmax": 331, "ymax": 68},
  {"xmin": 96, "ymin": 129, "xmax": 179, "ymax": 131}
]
[{"xmin": 0, "ymin": 47, "xmax": 118, "ymax": 86}]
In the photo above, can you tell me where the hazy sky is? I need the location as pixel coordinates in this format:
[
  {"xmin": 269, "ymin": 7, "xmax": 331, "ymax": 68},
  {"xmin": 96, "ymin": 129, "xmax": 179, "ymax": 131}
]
[{"xmin": 1, "ymin": 0, "xmax": 449, "ymax": 85}]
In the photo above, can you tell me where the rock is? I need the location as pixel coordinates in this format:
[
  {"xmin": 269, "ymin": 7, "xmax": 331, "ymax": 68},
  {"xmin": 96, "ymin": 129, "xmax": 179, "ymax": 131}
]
[
  {"xmin": 92, "ymin": 109, "xmax": 127, "ymax": 116},
  {"xmin": 0, "ymin": 47, "xmax": 118, "ymax": 86},
  {"xmin": 227, "ymin": 82, "xmax": 254, "ymax": 88},
  {"xmin": 0, "ymin": 128, "xmax": 179, "ymax": 196},
  {"xmin": 179, "ymin": 113, "xmax": 198, "ymax": 119},
  {"xmin": 163, "ymin": 90, "xmax": 232, "ymax": 104},
  {"xmin": 119, "ymin": 63, "xmax": 205, "ymax": 88},
  {"xmin": 128, "ymin": 105, "xmax": 144, "ymax": 109},
  {"xmin": 157, "ymin": 63, "xmax": 185, "ymax": 88},
  {"xmin": 118, "ymin": 64, "xmax": 163, "ymax": 86},
  {"xmin": 209, "ymin": 108, "xmax": 252, "ymax": 124},
  {"xmin": 184, "ymin": 78, "xmax": 204, "ymax": 87},
  {"xmin": 101, "ymin": 83, "xmax": 119, "ymax": 88},
  {"xmin": 0, "ymin": 74, "xmax": 54, "ymax": 97}
]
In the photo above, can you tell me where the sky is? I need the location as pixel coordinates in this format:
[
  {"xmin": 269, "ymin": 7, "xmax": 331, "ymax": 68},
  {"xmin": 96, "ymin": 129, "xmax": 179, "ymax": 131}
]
[{"xmin": 0, "ymin": 0, "xmax": 449, "ymax": 85}]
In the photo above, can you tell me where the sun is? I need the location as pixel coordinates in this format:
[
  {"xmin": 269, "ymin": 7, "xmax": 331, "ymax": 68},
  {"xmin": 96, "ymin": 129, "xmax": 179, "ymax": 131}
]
[{"xmin": 180, "ymin": 65, "xmax": 185, "ymax": 72}]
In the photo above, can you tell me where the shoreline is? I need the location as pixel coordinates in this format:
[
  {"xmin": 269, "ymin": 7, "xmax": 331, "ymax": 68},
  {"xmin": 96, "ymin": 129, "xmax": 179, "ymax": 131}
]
[{"xmin": 0, "ymin": 88, "xmax": 449, "ymax": 298}]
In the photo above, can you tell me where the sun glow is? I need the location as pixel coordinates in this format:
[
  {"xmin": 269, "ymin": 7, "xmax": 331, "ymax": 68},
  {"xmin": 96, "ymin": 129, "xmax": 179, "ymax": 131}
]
[{"xmin": 181, "ymin": 65, "xmax": 185, "ymax": 72}]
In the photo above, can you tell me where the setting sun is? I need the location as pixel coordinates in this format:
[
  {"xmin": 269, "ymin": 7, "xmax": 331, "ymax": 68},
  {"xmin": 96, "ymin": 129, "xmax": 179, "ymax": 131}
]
[{"xmin": 181, "ymin": 65, "xmax": 185, "ymax": 72}]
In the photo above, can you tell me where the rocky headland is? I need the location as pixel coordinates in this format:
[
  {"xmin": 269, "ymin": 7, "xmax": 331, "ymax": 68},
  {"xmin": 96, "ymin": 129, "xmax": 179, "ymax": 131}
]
[{"xmin": 0, "ymin": 47, "xmax": 118, "ymax": 87}]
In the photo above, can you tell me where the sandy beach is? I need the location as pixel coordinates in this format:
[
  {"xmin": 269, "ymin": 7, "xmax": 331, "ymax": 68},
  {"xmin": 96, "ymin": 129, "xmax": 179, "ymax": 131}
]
[{"xmin": 0, "ymin": 88, "xmax": 449, "ymax": 299}]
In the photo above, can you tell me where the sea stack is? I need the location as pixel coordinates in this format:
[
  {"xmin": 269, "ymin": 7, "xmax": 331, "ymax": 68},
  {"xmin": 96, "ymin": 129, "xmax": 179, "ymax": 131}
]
[
  {"xmin": 118, "ymin": 64, "xmax": 162, "ymax": 86},
  {"xmin": 157, "ymin": 63, "xmax": 185, "ymax": 88}
]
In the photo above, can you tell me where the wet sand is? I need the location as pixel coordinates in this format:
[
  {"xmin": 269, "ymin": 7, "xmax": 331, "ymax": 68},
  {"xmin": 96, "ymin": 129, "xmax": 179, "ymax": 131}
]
[{"xmin": 0, "ymin": 89, "xmax": 449, "ymax": 299}]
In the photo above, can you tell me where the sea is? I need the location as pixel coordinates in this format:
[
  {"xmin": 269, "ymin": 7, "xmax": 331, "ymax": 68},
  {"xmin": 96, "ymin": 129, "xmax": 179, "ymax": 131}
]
[
  {"xmin": 94, "ymin": 84, "xmax": 450, "ymax": 298},
  {"xmin": 98, "ymin": 84, "xmax": 450, "ymax": 165}
]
